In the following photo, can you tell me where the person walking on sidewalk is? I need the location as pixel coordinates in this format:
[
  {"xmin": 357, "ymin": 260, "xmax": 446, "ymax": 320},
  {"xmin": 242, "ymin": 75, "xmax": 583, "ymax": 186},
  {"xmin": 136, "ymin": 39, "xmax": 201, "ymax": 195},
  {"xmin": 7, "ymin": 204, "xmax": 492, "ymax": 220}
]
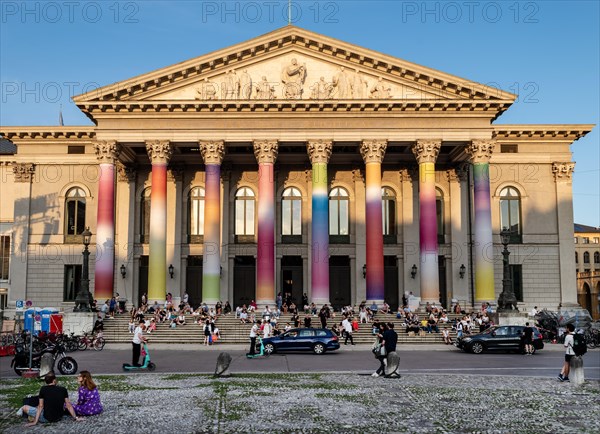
[
  {"xmin": 342, "ymin": 315, "xmax": 354, "ymax": 345},
  {"xmin": 523, "ymin": 322, "xmax": 534, "ymax": 355},
  {"xmin": 558, "ymin": 323, "xmax": 575, "ymax": 382}
]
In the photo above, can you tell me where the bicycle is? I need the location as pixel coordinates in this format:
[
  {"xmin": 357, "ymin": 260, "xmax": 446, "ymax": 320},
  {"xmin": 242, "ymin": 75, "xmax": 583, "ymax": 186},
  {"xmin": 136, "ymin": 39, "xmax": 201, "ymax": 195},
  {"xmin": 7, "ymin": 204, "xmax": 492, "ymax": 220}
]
[{"xmin": 78, "ymin": 332, "xmax": 105, "ymax": 351}]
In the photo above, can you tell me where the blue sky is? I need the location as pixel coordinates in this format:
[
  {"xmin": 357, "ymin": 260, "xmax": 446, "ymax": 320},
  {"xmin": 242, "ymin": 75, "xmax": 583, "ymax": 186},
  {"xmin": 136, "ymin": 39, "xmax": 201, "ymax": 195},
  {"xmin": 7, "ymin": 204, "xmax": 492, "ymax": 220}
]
[{"xmin": 1, "ymin": 0, "xmax": 598, "ymax": 226}]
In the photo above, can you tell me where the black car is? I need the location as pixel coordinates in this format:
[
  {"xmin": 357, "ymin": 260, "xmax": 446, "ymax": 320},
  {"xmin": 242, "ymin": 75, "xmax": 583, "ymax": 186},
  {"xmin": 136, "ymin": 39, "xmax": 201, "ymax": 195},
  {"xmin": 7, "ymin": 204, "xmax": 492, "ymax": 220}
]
[
  {"xmin": 262, "ymin": 328, "xmax": 340, "ymax": 355},
  {"xmin": 456, "ymin": 325, "xmax": 544, "ymax": 354}
]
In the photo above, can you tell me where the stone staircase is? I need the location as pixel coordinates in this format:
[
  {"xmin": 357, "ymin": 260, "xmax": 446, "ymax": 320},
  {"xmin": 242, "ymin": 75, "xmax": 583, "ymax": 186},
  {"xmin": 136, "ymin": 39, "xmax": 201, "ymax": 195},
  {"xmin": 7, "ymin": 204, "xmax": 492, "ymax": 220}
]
[{"xmin": 102, "ymin": 312, "xmax": 463, "ymax": 345}]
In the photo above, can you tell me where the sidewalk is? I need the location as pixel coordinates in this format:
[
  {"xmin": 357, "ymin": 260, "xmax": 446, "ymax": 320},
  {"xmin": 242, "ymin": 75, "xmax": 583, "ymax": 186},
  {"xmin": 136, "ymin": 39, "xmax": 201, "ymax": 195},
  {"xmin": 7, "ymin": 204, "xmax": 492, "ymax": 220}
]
[{"xmin": 1, "ymin": 372, "xmax": 598, "ymax": 433}]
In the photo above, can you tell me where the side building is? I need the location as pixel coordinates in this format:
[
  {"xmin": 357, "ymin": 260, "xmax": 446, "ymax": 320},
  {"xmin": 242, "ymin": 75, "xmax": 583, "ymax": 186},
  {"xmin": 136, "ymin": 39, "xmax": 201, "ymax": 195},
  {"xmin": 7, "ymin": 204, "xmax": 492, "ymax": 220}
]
[{"xmin": 575, "ymin": 224, "xmax": 600, "ymax": 319}]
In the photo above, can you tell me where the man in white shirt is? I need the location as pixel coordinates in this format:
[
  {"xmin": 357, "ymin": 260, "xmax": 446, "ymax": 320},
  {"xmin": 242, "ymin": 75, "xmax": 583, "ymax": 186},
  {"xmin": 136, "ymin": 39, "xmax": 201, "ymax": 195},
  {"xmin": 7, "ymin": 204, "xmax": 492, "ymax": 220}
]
[
  {"xmin": 131, "ymin": 320, "xmax": 147, "ymax": 367},
  {"xmin": 341, "ymin": 316, "xmax": 354, "ymax": 345},
  {"xmin": 262, "ymin": 319, "xmax": 271, "ymax": 339},
  {"xmin": 558, "ymin": 323, "xmax": 575, "ymax": 382},
  {"xmin": 248, "ymin": 320, "xmax": 259, "ymax": 356},
  {"xmin": 529, "ymin": 306, "xmax": 539, "ymax": 317}
]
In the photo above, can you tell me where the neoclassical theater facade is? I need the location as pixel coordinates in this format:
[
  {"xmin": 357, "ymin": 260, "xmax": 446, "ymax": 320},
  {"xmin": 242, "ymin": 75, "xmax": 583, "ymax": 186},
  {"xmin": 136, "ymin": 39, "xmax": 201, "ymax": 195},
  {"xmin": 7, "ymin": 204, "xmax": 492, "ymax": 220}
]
[{"xmin": 0, "ymin": 26, "xmax": 593, "ymax": 311}]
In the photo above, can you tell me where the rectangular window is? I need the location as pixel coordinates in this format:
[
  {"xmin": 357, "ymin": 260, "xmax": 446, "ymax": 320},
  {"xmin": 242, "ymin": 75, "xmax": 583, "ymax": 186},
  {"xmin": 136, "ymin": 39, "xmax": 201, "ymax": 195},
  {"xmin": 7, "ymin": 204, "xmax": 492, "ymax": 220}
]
[
  {"xmin": 574, "ymin": 237, "xmax": 578, "ymax": 244},
  {"xmin": 67, "ymin": 145, "xmax": 85, "ymax": 154},
  {"xmin": 583, "ymin": 237, "xmax": 590, "ymax": 244},
  {"xmin": 64, "ymin": 265, "xmax": 82, "ymax": 302},
  {"xmin": 0, "ymin": 235, "xmax": 9, "ymax": 280},
  {"xmin": 500, "ymin": 144, "xmax": 518, "ymax": 153},
  {"xmin": 509, "ymin": 264, "xmax": 523, "ymax": 302},
  {"xmin": 594, "ymin": 237, "xmax": 599, "ymax": 244}
]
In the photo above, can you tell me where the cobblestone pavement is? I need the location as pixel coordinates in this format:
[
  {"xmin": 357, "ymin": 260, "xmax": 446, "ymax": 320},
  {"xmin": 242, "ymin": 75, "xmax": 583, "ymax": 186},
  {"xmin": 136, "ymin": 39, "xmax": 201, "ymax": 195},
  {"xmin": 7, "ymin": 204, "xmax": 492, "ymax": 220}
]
[{"xmin": 1, "ymin": 372, "xmax": 599, "ymax": 433}]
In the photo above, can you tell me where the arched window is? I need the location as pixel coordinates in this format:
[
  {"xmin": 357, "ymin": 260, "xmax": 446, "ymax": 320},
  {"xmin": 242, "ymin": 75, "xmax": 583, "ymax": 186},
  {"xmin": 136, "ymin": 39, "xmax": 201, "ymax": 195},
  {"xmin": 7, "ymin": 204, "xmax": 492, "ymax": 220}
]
[
  {"xmin": 65, "ymin": 187, "xmax": 86, "ymax": 242},
  {"xmin": 140, "ymin": 188, "xmax": 151, "ymax": 243},
  {"xmin": 500, "ymin": 187, "xmax": 522, "ymax": 243},
  {"xmin": 436, "ymin": 188, "xmax": 444, "ymax": 243},
  {"xmin": 594, "ymin": 251, "xmax": 600, "ymax": 264},
  {"xmin": 329, "ymin": 187, "xmax": 349, "ymax": 237},
  {"xmin": 583, "ymin": 251, "xmax": 590, "ymax": 264},
  {"xmin": 235, "ymin": 187, "xmax": 255, "ymax": 236},
  {"xmin": 188, "ymin": 187, "xmax": 205, "ymax": 243},
  {"xmin": 282, "ymin": 187, "xmax": 302, "ymax": 237},
  {"xmin": 382, "ymin": 187, "xmax": 396, "ymax": 237}
]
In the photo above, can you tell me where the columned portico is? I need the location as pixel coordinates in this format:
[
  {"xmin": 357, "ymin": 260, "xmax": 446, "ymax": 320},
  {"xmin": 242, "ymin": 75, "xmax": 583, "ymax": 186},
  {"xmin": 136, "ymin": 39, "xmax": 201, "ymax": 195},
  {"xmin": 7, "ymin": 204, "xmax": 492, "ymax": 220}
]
[
  {"xmin": 466, "ymin": 140, "xmax": 495, "ymax": 303},
  {"xmin": 254, "ymin": 140, "xmax": 279, "ymax": 306},
  {"xmin": 360, "ymin": 139, "xmax": 387, "ymax": 302},
  {"xmin": 145, "ymin": 140, "xmax": 172, "ymax": 304},
  {"xmin": 93, "ymin": 140, "xmax": 119, "ymax": 300},
  {"xmin": 307, "ymin": 139, "xmax": 333, "ymax": 305},
  {"xmin": 199, "ymin": 140, "xmax": 225, "ymax": 304},
  {"xmin": 412, "ymin": 140, "xmax": 441, "ymax": 303}
]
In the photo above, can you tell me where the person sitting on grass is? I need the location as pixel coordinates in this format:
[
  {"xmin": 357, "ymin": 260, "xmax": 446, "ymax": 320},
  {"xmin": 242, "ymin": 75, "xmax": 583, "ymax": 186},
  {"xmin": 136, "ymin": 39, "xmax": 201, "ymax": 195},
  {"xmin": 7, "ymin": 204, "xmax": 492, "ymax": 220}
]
[
  {"xmin": 18, "ymin": 371, "xmax": 81, "ymax": 425},
  {"xmin": 72, "ymin": 371, "xmax": 103, "ymax": 417}
]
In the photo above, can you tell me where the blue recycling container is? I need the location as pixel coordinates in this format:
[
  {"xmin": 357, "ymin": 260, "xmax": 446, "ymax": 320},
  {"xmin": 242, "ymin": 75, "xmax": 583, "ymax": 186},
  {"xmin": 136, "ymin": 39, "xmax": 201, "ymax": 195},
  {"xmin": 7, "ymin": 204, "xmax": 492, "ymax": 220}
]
[
  {"xmin": 41, "ymin": 308, "xmax": 59, "ymax": 333},
  {"xmin": 24, "ymin": 308, "xmax": 42, "ymax": 333}
]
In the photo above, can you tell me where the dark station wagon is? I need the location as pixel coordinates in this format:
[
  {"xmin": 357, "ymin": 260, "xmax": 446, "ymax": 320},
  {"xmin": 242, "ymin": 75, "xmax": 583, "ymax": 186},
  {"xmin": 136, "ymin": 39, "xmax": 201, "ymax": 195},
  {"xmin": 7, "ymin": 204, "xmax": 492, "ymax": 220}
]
[
  {"xmin": 262, "ymin": 328, "xmax": 340, "ymax": 355},
  {"xmin": 456, "ymin": 325, "xmax": 545, "ymax": 354}
]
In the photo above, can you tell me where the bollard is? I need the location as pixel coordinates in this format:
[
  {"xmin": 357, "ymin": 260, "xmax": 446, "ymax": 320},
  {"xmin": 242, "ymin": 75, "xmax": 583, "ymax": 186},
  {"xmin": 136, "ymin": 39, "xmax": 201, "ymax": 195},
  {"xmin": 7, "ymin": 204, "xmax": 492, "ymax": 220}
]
[
  {"xmin": 214, "ymin": 352, "xmax": 232, "ymax": 378},
  {"xmin": 569, "ymin": 356, "xmax": 585, "ymax": 386}
]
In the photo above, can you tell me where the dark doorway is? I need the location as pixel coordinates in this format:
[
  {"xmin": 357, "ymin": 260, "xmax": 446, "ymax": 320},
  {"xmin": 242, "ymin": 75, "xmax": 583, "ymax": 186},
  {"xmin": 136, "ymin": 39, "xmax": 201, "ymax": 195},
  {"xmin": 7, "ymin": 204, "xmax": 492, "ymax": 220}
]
[
  {"xmin": 234, "ymin": 256, "xmax": 255, "ymax": 308},
  {"xmin": 138, "ymin": 256, "xmax": 149, "ymax": 306},
  {"xmin": 509, "ymin": 264, "xmax": 523, "ymax": 302},
  {"xmin": 281, "ymin": 256, "xmax": 303, "ymax": 307},
  {"xmin": 438, "ymin": 256, "xmax": 447, "ymax": 309},
  {"xmin": 384, "ymin": 256, "xmax": 399, "ymax": 311},
  {"xmin": 329, "ymin": 256, "xmax": 351, "ymax": 311},
  {"xmin": 186, "ymin": 256, "xmax": 203, "ymax": 307}
]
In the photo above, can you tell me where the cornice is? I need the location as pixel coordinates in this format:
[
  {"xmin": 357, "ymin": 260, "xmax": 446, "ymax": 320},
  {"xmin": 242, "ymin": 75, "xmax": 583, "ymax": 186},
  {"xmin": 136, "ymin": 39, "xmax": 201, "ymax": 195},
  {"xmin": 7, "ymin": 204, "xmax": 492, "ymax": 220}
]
[
  {"xmin": 492, "ymin": 125, "xmax": 594, "ymax": 142},
  {"xmin": 0, "ymin": 127, "xmax": 96, "ymax": 141}
]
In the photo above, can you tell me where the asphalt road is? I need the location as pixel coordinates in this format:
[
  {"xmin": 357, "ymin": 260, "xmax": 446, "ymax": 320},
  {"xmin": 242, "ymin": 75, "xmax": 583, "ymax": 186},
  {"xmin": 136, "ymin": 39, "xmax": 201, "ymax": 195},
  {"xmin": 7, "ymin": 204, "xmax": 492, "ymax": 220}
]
[{"xmin": 2, "ymin": 344, "xmax": 599, "ymax": 379}]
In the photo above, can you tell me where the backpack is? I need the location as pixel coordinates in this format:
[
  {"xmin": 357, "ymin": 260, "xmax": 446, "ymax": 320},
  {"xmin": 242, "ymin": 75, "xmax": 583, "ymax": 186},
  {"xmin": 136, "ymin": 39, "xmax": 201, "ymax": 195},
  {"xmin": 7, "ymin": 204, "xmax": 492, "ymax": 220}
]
[{"xmin": 572, "ymin": 333, "xmax": 587, "ymax": 357}]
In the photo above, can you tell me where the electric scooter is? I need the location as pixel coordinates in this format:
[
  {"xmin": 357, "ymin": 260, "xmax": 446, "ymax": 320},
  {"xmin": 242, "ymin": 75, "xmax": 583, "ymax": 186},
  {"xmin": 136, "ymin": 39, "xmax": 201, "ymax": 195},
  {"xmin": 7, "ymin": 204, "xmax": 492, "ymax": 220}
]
[
  {"xmin": 246, "ymin": 337, "xmax": 270, "ymax": 358},
  {"xmin": 123, "ymin": 343, "xmax": 156, "ymax": 371}
]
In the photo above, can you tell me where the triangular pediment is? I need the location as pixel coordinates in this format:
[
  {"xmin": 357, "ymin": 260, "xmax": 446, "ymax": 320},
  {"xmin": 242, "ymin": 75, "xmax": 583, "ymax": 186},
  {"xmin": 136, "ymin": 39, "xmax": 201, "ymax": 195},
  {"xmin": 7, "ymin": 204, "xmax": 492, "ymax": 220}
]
[{"xmin": 73, "ymin": 26, "xmax": 516, "ymax": 104}]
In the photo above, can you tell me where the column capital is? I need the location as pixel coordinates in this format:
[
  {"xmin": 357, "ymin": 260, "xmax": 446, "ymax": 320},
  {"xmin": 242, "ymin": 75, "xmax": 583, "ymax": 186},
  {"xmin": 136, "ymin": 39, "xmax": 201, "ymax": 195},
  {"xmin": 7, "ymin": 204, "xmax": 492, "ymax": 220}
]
[
  {"xmin": 552, "ymin": 162, "xmax": 575, "ymax": 182},
  {"xmin": 466, "ymin": 139, "xmax": 495, "ymax": 163},
  {"xmin": 199, "ymin": 140, "xmax": 225, "ymax": 165},
  {"xmin": 412, "ymin": 140, "xmax": 441, "ymax": 164},
  {"xmin": 446, "ymin": 167, "xmax": 468, "ymax": 183},
  {"xmin": 360, "ymin": 139, "xmax": 387, "ymax": 164},
  {"xmin": 12, "ymin": 163, "xmax": 35, "ymax": 183},
  {"xmin": 352, "ymin": 167, "xmax": 365, "ymax": 183},
  {"xmin": 145, "ymin": 140, "xmax": 172, "ymax": 164},
  {"xmin": 116, "ymin": 162, "xmax": 136, "ymax": 183},
  {"xmin": 307, "ymin": 139, "xmax": 333, "ymax": 164},
  {"xmin": 253, "ymin": 140, "xmax": 279, "ymax": 164},
  {"xmin": 93, "ymin": 140, "xmax": 120, "ymax": 164},
  {"xmin": 168, "ymin": 166, "xmax": 185, "ymax": 183},
  {"xmin": 399, "ymin": 168, "xmax": 416, "ymax": 183}
]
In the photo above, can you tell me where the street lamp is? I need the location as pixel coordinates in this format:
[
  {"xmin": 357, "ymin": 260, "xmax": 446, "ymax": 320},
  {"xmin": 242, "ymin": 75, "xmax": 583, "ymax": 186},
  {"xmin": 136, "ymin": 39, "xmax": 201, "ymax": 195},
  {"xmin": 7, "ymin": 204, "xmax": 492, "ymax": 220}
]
[
  {"xmin": 73, "ymin": 227, "xmax": 93, "ymax": 312},
  {"xmin": 362, "ymin": 264, "xmax": 367, "ymax": 279},
  {"xmin": 497, "ymin": 227, "xmax": 518, "ymax": 311},
  {"xmin": 120, "ymin": 264, "xmax": 126, "ymax": 278},
  {"xmin": 459, "ymin": 264, "xmax": 466, "ymax": 279},
  {"xmin": 168, "ymin": 264, "xmax": 174, "ymax": 279},
  {"xmin": 410, "ymin": 264, "xmax": 418, "ymax": 279}
]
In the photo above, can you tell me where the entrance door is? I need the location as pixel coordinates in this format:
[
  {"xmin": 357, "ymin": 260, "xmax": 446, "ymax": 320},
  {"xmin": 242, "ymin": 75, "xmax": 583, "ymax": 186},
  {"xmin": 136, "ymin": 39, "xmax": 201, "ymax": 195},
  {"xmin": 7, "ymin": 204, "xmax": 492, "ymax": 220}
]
[
  {"xmin": 138, "ymin": 256, "xmax": 149, "ymax": 306},
  {"xmin": 329, "ymin": 256, "xmax": 351, "ymax": 311},
  {"xmin": 384, "ymin": 256, "xmax": 399, "ymax": 311},
  {"xmin": 438, "ymin": 256, "xmax": 447, "ymax": 309},
  {"xmin": 234, "ymin": 256, "xmax": 255, "ymax": 308},
  {"xmin": 186, "ymin": 256, "xmax": 203, "ymax": 307},
  {"xmin": 281, "ymin": 256, "xmax": 303, "ymax": 307}
]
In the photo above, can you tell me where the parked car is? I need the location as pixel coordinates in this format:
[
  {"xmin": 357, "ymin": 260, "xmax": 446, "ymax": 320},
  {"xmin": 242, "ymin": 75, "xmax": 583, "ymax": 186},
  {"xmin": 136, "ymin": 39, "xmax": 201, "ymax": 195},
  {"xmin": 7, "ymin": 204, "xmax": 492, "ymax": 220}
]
[
  {"xmin": 456, "ymin": 325, "xmax": 544, "ymax": 354},
  {"xmin": 262, "ymin": 328, "xmax": 340, "ymax": 355}
]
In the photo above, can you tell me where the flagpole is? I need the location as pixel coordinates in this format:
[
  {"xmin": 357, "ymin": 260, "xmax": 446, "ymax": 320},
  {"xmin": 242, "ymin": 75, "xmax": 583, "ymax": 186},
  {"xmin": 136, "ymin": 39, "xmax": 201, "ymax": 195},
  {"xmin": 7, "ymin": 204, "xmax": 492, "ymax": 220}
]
[{"xmin": 288, "ymin": 0, "xmax": 291, "ymax": 25}]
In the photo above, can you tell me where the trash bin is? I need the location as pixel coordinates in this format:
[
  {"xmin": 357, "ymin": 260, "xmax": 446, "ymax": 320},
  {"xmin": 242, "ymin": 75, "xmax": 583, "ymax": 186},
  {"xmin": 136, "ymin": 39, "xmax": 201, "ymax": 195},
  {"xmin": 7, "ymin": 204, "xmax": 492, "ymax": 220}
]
[{"xmin": 41, "ymin": 308, "xmax": 59, "ymax": 333}]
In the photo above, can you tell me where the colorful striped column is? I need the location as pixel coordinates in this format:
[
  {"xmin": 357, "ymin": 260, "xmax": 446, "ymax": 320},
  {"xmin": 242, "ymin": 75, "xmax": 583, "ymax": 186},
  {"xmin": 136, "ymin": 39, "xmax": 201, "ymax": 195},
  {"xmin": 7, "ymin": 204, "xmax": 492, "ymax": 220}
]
[
  {"xmin": 145, "ymin": 140, "xmax": 172, "ymax": 303},
  {"xmin": 254, "ymin": 140, "xmax": 278, "ymax": 306},
  {"xmin": 467, "ymin": 140, "xmax": 495, "ymax": 302},
  {"xmin": 412, "ymin": 140, "xmax": 441, "ymax": 303},
  {"xmin": 199, "ymin": 141, "xmax": 225, "ymax": 304},
  {"xmin": 93, "ymin": 141, "xmax": 119, "ymax": 300},
  {"xmin": 360, "ymin": 140, "xmax": 387, "ymax": 302},
  {"xmin": 307, "ymin": 140, "xmax": 333, "ymax": 304}
]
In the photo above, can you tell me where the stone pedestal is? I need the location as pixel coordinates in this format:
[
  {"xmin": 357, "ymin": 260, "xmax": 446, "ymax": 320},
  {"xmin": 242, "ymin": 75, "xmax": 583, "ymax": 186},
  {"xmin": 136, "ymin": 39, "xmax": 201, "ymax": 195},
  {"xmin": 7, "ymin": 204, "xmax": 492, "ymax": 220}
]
[
  {"xmin": 62, "ymin": 312, "xmax": 96, "ymax": 335},
  {"xmin": 569, "ymin": 356, "xmax": 585, "ymax": 386},
  {"xmin": 497, "ymin": 311, "xmax": 529, "ymax": 326}
]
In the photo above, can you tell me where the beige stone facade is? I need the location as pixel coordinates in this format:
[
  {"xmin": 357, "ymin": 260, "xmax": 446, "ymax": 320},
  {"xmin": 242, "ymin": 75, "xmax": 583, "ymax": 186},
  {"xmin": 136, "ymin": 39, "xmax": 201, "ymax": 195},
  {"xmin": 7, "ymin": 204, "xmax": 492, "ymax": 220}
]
[
  {"xmin": 574, "ymin": 224, "xmax": 600, "ymax": 319},
  {"xmin": 0, "ymin": 26, "xmax": 594, "ymax": 312}
]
